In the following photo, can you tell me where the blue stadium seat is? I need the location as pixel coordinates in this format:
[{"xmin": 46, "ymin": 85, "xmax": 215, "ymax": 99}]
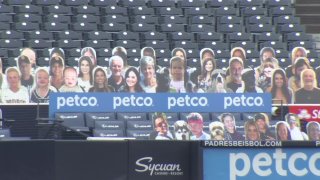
[
  {"xmin": 185, "ymin": 7, "xmax": 213, "ymax": 16},
  {"xmin": 24, "ymin": 39, "xmax": 53, "ymax": 49},
  {"xmin": 127, "ymin": 48, "xmax": 140, "ymax": 58},
  {"xmin": 274, "ymin": 15, "xmax": 300, "ymax": 25},
  {"xmin": 218, "ymin": 24, "xmax": 242, "ymax": 34},
  {"xmin": 241, "ymin": 7, "xmax": 267, "ymax": 17},
  {"xmin": 133, "ymin": 15, "xmax": 159, "ymax": 24},
  {"xmin": 0, "ymin": 14, "xmax": 13, "ymax": 23},
  {"xmin": 0, "ymin": 4, "xmax": 14, "ymax": 13},
  {"xmin": 144, "ymin": 40, "xmax": 170, "ymax": 50},
  {"xmin": 13, "ymin": 22, "xmax": 40, "ymax": 31},
  {"xmin": 169, "ymin": 32, "xmax": 194, "ymax": 41},
  {"xmin": 34, "ymin": 0, "xmax": 60, "ymax": 6},
  {"xmin": 44, "ymin": 5, "xmax": 73, "ymax": 15},
  {"xmin": 43, "ymin": 22, "xmax": 69, "ymax": 31},
  {"xmin": 101, "ymin": 15, "xmax": 129, "ymax": 24},
  {"xmin": 84, "ymin": 40, "xmax": 111, "ymax": 49},
  {"xmin": 255, "ymin": 32, "xmax": 282, "ymax": 42},
  {"xmin": 96, "ymin": 48, "xmax": 112, "ymax": 58},
  {"xmin": 103, "ymin": 6, "xmax": 128, "ymax": 16},
  {"xmin": 94, "ymin": 120, "xmax": 125, "ymax": 130},
  {"xmin": 148, "ymin": 0, "xmax": 175, "ymax": 7},
  {"xmin": 177, "ymin": 0, "xmax": 205, "ymax": 8},
  {"xmin": 227, "ymin": 32, "xmax": 252, "ymax": 43},
  {"xmin": 115, "ymin": 40, "xmax": 140, "ymax": 49},
  {"xmin": 126, "ymin": 120, "xmax": 153, "ymax": 130},
  {"xmin": 155, "ymin": 49, "xmax": 171, "ymax": 59},
  {"xmin": 14, "ymin": 13, "xmax": 42, "ymax": 23},
  {"xmin": 101, "ymin": 22, "xmax": 127, "ymax": 32},
  {"xmin": 218, "ymin": 15, "xmax": 242, "ymax": 25},
  {"xmin": 130, "ymin": 23, "xmax": 155, "ymax": 32},
  {"xmin": 44, "ymin": 14, "xmax": 71, "ymax": 23},
  {"xmin": 215, "ymin": 6, "xmax": 238, "ymax": 16},
  {"xmin": 130, "ymin": 6, "xmax": 155, "ymax": 16},
  {"xmin": 119, "ymin": 0, "xmax": 146, "ymax": 7},
  {"xmin": 83, "ymin": 31, "xmax": 112, "ymax": 40},
  {"xmin": 141, "ymin": 31, "xmax": 167, "ymax": 41},
  {"xmin": 245, "ymin": 15, "xmax": 272, "ymax": 25},
  {"xmin": 207, "ymin": 0, "xmax": 235, "ymax": 8},
  {"xmin": 196, "ymin": 32, "xmax": 223, "ymax": 42},
  {"xmin": 117, "ymin": 112, "xmax": 148, "ymax": 121},
  {"xmin": 231, "ymin": 41, "xmax": 257, "ymax": 51},
  {"xmin": 61, "ymin": 0, "xmax": 88, "ymax": 6},
  {"xmin": 55, "ymin": 112, "xmax": 86, "ymax": 129},
  {"xmin": 93, "ymin": 129, "xmax": 125, "ymax": 137},
  {"xmin": 0, "ymin": 39, "xmax": 23, "ymax": 48},
  {"xmin": 72, "ymin": 14, "xmax": 100, "ymax": 23},
  {"xmin": 202, "ymin": 41, "xmax": 229, "ymax": 51},
  {"xmin": 189, "ymin": 24, "xmax": 215, "ymax": 33},
  {"xmin": 74, "ymin": 5, "xmax": 101, "ymax": 15},
  {"xmin": 266, "ymin": 0, "xmax": 292, "ymax": 7},
  {"xmin": 115, "ymin": 31, "xmax": 140, "ymax": 41},
  {"xmin": 190, "ymin": 15, "xmax": 215, "ymax": 25},
  {"xmin": 247, "ymin": 23, "xmax": 274, "ymax": 33},
  {"xmin": 288, "ymin": 41, "xmax": 315, "ymax": 51},
  {"xmin": 269, "ymin": 6, "xmax": 294, "ymax": 16},
  {"xmin": 159, "ymin": 16, "xmax": 187, "ymax": 24},
  {"xmin": 157, "ymin": 7, "xmax": 183, "ymax": 16},
  {"xmin": 15, "ymin": 5, "xmax": 43, "ymax": 14},
  {"xmin": 238, "ymin": 0, "xmax": 264, "ymax": 7},
  {"xmin": 55, "ymin": 39, "xmax": 82, "ymax": 49},
  {"xmin": 126, "ymin": 129, "xmax": 152, "ymax": 140},
  {"xmin": 1, "ymin": 30, "xmax": 24, "ymax": 39},
  {"xmin": 72, "ymin": 22, "xmax": 98, "ymax": 32},
  {"xmin": 90, "ymin": 0, "xmax": 118, "ymax": 6},
  {"xmin": 55, "ymin": 31, "xmax": 83, "ymax": 40},
  {"xmin": 285, "ymin": 32, "xmax": 312, "ymax": 42},
  {"xmin": 259, "ymin": 41, "xmax": 286, "ymax": 51},
  {"xmin": 172, "ymin": 41, "xmax": 199, "ymax": 50},
  {"xmin": 278, "ymin": 24, "xmax": 305, "ymax": 33}
]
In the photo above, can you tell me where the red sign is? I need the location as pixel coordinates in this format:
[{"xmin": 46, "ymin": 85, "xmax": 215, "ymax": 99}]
[{"xmin": 289, "ymin": 105, "xmax": 320, "ymax": 122}]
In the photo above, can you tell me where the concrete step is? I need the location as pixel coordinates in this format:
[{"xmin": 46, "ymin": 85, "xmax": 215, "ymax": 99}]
[
  {"xmin": 298, "ymin": 15, "xmax": 320, "ymax": 24},
  {"xmin": 295, "ymin": 0, "xmax": 320, "ymax": 5},
  {"xmin": 295, "ymin": 5, "xmax": 320, "ymax": 15},
  {"xmin": 304, "ymin": 25, "xmax": 320, "ymax": 34}
]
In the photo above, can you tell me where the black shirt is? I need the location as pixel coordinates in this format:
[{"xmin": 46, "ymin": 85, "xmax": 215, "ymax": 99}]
[{"xmin": 295, "ymin": 88, "xmax": 320, "ymax": 104}]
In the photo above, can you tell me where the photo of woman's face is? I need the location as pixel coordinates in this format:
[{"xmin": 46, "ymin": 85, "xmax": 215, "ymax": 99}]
[
  {"xmin": 175, "ymin": 51, "xmax": 185, "ymax": 60},
  {"xmin": 278, "ymin": 123, "xmax": 288, "ymax": 140},
  {"xmin": 274, "ymin": 73, "xmax": 284, "ymax": 88},
  {"xmin": 95, "ymin": 70, "xmax": 106, "ymax": 85},
  {"xmin": 247, "ymin": 124, "xmax": 259, "ymax": 141},
  {"xmin": 205, "ymin": 60, "xmax": 214, "ymax": 72},
  {"xmin": 126, "ymin": 71, "xmax": 138, "ymax": 88},
  {"xmin": 80, "ymin": 60, "xmax": 90, "ymax": 75}
]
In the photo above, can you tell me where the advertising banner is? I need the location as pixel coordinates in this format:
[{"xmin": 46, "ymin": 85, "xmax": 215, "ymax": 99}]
[
  {"xmin": 289, "ymin": 105, "xmax": 320, "ymax": 123},
  {"xmin": 49, "ymin": 93, "xmax": 272, "ymax": 117},
  {"xmin": 128, "ymin": 141, "xmax": 190, "ymax": 180},
  {"xmin": 203, "ymin": 147, "xmax": 320, "ymax": 180}
]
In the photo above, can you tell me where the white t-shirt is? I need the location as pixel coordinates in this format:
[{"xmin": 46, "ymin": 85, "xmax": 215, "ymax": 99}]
[
  {"xmin": 190, "ymin": 131, "xmax": 210, "ymax": 140},
  {"xmin": 290, "ymin": 126, "xmax": 308, "ymax": 140},
  {"xmin": 1, "ymin": 86, "xmax": 29, "ymax": 103},
  {"xmin": 77, "ymin": 78, "xmax": 92, "ymax": 92}
]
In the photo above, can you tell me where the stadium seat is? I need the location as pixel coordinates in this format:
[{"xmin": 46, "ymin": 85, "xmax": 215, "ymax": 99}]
[
  {"xmin": 55, "ymin": 31, "xmax": 83, "ymax": 40},
  {"xmin": 97, "ymin": 57, "xmax": 110, "ymax": 67},
  {"xmin": 24, "ymin": 39, "xmax": 52, "ymax": 49},
  {"xmin": 255, "ymin": 32, "xmax": 282, "ymax": 42},
  {"xmin": 93, "ymin": 129, "xmax": 125, "ymax": 137},
  {"xmin": 43, "ymin": 22, "xmax": 69, "ymax": 31},
  {"xmin": 274, "ymin": 15, "xmax": 300, "ymax": 25},
  {"xmin": 160, "ymin": 24, "xmax": 186, "ymax": 32},
  {"xmin": 115, "ymin": 31, "xmax": 140, "ymax": 41},
  {"xmin": 227, "ymin": 32, "xmax": 252, "ymax": 43},
  {"xmin": 144, "ymin": 40, "xmax": 170, "ymax": 49},
  {"xmin": 190, "ymin": 15, "xmax": 215, "ymax": 25},
  {"xmin": 269, "ymin": 6, "xmax": 294, "ymax": 16},
  {"xmin": 133, "ymin": 15, "xmax": 159, "ymax": 24},
  {"xmin": 83, "ymin": 40, "xmax": 111, "ymax": 49},
  {"xmin": 55, "ymin": 112, "xmax": 86, "ymax": 129},
  {"xmin": 72, "ymin": 14, "xmax": 100, "ymax": 23},
  {"xmin": 245, "ymin": 15, "xmax": 272, "ymax": 25},
  {"xmin": 177, "ymin": 0, "xmax": 205, "ymax": 8},
  {"xmin": 44, "ymin": 5, "xmax": 73, "ymax": 15},
  {"xmin": 15, "ymin": 5, "xmax": 43, "ymax": 14},
  {"xmin": 285, "ymin": 32, "xmax": 312, "ymax": 42},
  {"xmin": 130, "ymin": 6, "xmax": 155, "ymax": 16},
  {"xmin": 141, "ymin": 31, "xmax": 167, "ymax": 41},
  {"xmin": 66, "ymin": 57, "xmax": 80, "ymax": 66},
  {"xmin": 90, "ymin": 0, "xmax": 117, "ymax": 6},
  {"xmin": 74, "ymin": 5, "xmax": 101, "ymax": 15},
  {"xmin": 25, "ymin": 30, "xmax": 53, "ymax": 40},
  {"xmin": 101, "ymin": 22, "xmax": 127, "ymax": 32},
  {"xmin": 207, "ymin": 0, "xmax": 235, "ymax": 8},
  {"xmin": 83, "ymin": 31, "xmax": 112, "ymax": 40},
  {"xmin": 238, "ymin": 0, "xmax": 264, "ymax": 7},
  {"xmin": 202, "ymin": 41, "xmax": 229, "ymax": 51},
  {"xmin": 157, "ymin": 7, "xmax": 184, "ymax": 16},
  {"xmin": 94, "ymin": 120, "xmax": 125, "ymax": 130},
  {"xmin": 71, "ymin": 22, "xmax": 98, "ymax": 32},
  {"xmin": 115, "ymin": 40, "xmax": 140, "ymax": 49},
  {"xmin": 265, "ymin": 0, "xmax": 292, "ymax": 7},
  {"xmin": 130, "ymin": 23, "xmax": 156, "ymax": 32},
  {"xmin": 218, "ymin": 15, "xmax": 242, "ymax": 25},
  {"xmin": 61, "ymin": 0, "xmax": 88, "ymax": 6},
  {"xmin": 196, "ymin": 32, "xmax": 223, "ymax": 42},
  {"xmin": 148, "ymin": 0, "xmax": 175, "ymax": 7},
  {"xmin": 0, "ymin": 39, "xmax": 23, "ymax": 48},
  {"xmin": 102, "ymin": 6, "xmax": 128, "ymax": 16},
  {"xmin": 241, "ymin": 7, "xmax": 267, "ymax": 17},
  {"xmin": 218, "ymin": 24, "xmax": 242, "ymax": 34},
  {"xmin": 189, "ymin": 24, "xmax": 215, "ymax": 33},
  {"xmin": 55, "ymin": 39, "xmax": 82, "ymax": 49},
  {"xmin": 119, "ymin": 0, "xmax": 146, "ymax": 7},
  {"xmin": 117, "ymin": 112, "xmax": 148, "ymax": 121},
  {"xmin": 159, "ymin": 16, "xmax": 187, "ymax": 25},
  {"xmin": 187, "ymin": 58, "xmax": 201, "ymax": 68},
  {"xmin": 259, "ymin": 41, "xmax": 287, "ymax": 51},
  {"xmin": 101, "ymin": 15, "xmax": 129, "ymax": 24},
  {"xmin": 37, "ymin": 57, "xmax": 50, "ymax": 67},
  {"xmin": 96, "ymin": 48, "xmax": 112, "ymax": 58},
  {"xmin": 0, "ymin": 14, "xmax": 13, "ymax": 23},
  {"xmin": 126, "ymin": 129, "xmax": 152, "ymax": 140},
  {"xmin": 231, "ymin": 41, "xmax": 257, "ymax": 51},
  {"xmin": 169, "ymin": 32, "xmax": 194, "ymax": 41},
  {"xmin": 172, "ymin": 41, "xmax": 199, "ymax": 50},
  {"xmin": 184, "ymin": 7, "xmax": 213, "ymax": 16},
  {"xmin": 33, "ymin": 0, "xmax": 60, "ymax": 6},
  {"xmin": 126, "ymin": 120, "xmax": 153, "ymax": 130},
  {"xmin": 288, "ymin": 41, "xmax": 315, "ymax": 51},
  {"xmin": 13, "ymin": 22, "xmax": 40, "ymax": 31},
  {"xmin": 247, "ymin": 23, "xmax": 274, "ymax": 33},
  {"xmin": 14, "ymin": 14, "xmax": 42, "ymax": 23},
  {"xmin": 44, "ymin": 14, "xmax": 71, "ymax": 23},
  {"xmin": 67, "ymin": 48, "xmax": 82, "ymax": 57},
  {"xmin": 0, "ymin": 30, "xmax": 24, "ymax": 39},
  {"xmin": 215, "ymin": 6, "xmax": 238, "ymax": 16},
  {"xmin": 0, "ymin": 4, "xmax": 14, "ymax": 13},
  {"xmin": 278, "ymin": 24, "xmax": 305, "ymax": 33},
  {"xmin": 127, "ymin": 48, "xmax": 141, "ymax": 58},
  {"xmin": 185, "ymin": 49, "xmax": 200, "ymax": 59},
  {"xmin": 127, "ymin": 57, "xmax": 140, "ymax": 67},
  {"xmin": 155, "ymin": 49, "xmax": 171, "ymax": 59}
]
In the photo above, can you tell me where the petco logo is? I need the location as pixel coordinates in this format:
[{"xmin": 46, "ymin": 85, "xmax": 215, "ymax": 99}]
[
  {"xmin": 224, "ymin": 95, "xmax": 263, "ymax": 109},
  {"xmin": 168, "ymin": 95, "xmax": 208, "ymax": 110},
  {"xmin": 135, "ymin": 157, "xmax": 183, "ymax": 176},
  {"xmin": 113, "ymin": 95, "xmax": 153, "ymax": 109},
  {"xmin": 57, "ymin": 95, "xmax": 98, "ymax": 110},
  {"xmin": 230, "ymin": 149, "xmax": 320, "ymax": 180}
]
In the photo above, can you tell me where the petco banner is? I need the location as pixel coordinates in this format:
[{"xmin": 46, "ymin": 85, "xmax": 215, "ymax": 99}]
[
  {"xmin": 203, "ymin": 148, "xmax": 320, "ymax": 180},
  {"xmin": 49, "ymin": 93, "xmax": 271, "ymax": 117}
]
